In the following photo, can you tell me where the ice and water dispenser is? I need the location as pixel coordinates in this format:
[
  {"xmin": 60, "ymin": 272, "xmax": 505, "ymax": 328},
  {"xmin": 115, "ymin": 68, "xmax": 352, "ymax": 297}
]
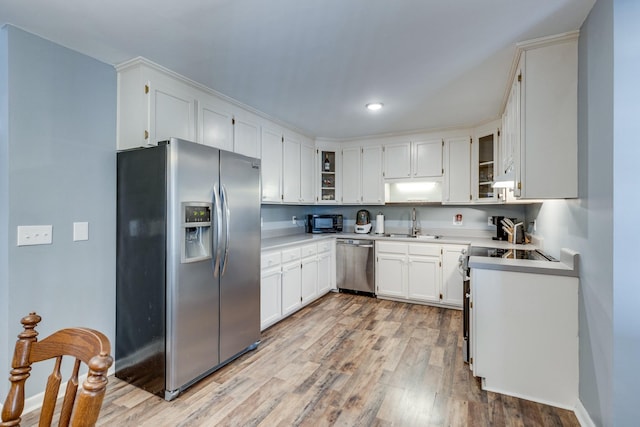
[{"xmin": 181, "ymin": 202, "xmax": 212, "ymax": 263}]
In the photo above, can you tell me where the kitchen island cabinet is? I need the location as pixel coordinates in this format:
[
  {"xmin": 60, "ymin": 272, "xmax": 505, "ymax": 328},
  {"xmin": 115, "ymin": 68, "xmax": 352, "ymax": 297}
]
[{"xmin": 470, "ymin": 266, "xmax": 578, "ymax": 409}]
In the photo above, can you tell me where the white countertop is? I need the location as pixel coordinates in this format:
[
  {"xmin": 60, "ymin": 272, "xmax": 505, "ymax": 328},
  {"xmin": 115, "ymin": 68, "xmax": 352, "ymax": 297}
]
[
  {"xmin": 469, "ymin": 248, "xmax": 579, "ymax": 277},
  {"xmin": 261, "ymin": 232, "xmax": 579, "ymax": 277}
]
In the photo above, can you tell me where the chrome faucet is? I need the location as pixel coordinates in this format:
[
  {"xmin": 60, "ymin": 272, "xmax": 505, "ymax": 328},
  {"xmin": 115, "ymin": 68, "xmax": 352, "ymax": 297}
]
[{"xmin": 411, "ymin": 207, "xmax": 420, "ymax": 236}]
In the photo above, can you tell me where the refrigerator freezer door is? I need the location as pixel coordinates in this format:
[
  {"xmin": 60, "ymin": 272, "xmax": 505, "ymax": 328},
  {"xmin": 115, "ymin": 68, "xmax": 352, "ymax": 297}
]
[
  {"xmin": 219, "ymin": 151, "xmax": 261, "ymax": 362},
  {"xmin": 166, "ymin": 139, "xmax": 221, "ymax": 393}
]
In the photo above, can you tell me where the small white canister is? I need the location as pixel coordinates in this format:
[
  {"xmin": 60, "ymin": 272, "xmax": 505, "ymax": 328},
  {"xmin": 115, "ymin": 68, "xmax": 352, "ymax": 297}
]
[{"xmin": 375, "ymin": 212, "xmax": 385, "ymax": 234}]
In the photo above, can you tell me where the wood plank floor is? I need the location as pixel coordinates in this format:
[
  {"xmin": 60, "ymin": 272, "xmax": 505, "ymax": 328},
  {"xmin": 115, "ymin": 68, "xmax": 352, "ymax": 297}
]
[{"xmin": 20, "ymin": 293, "xmax": 580, "ymax": 426}]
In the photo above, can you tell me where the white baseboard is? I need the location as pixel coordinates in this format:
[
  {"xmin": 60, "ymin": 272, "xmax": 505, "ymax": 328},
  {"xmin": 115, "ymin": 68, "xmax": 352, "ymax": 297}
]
[
  {"xmin": 22, "ymin": 367, "xmax": 116, "ymax": 416},
  {"xmin": 574, "ymin": 399, "xmax": 596, "ymax": 427}
]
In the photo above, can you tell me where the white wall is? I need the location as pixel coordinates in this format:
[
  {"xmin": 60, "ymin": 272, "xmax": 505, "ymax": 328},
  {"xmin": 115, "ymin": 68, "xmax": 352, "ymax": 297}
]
[{"xmin": 0, "ymin": 25, "xmax": 116, "ymax": 401}]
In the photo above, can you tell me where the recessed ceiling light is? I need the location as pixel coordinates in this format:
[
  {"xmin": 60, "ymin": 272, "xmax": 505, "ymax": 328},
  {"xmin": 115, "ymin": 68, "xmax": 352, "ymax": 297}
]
[{"xmin": 366, "ymin": 102, "xmax": 383, "ymax": 111}]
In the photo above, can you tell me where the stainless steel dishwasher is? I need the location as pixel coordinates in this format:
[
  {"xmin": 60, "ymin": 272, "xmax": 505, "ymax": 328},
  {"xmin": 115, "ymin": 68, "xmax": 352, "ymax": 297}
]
[{"xmin": 336, "ymin": 239, "xmax": 375, "ymax": 296}]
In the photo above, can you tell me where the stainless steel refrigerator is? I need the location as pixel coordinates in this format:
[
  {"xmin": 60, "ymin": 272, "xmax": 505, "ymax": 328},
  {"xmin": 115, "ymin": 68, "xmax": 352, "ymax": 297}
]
[{"xmin": 116, "ymin": 138, "xmax": 261, "ymax": 400}]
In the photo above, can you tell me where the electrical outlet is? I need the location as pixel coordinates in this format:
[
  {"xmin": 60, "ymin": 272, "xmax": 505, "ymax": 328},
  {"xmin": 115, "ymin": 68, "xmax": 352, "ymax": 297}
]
[
  {"xmin": 292, "ymin": 216, "xmax": 297, "ymax": 225},
  {"xmin": 488, "ymin": 216, "xmax": 493, "ymax": 226}
]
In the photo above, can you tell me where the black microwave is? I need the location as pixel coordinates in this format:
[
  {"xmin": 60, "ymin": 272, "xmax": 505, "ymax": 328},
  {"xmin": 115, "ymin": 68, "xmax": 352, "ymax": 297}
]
[{"xmin": 306, "ymin": 214, "xmax": 343, "ymax": 233}]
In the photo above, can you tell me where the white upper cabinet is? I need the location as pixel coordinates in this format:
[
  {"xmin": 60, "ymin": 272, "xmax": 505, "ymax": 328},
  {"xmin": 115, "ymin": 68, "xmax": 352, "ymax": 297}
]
[
  {"xmin": 299, "ymin": 141, "xmax": 315, "ymax": 203},
  {"xmin": 199, "ymin": 95, "xmax": 234, "ymax": 152},
  {"xmin": 383, "ymin": 143, "xmax": 411, "ymax": 179},
  {"xmin": 282, "ymin": 136, "xmax": 302, "ymax": 203},
  {"xmin": 261, "ymin": 127, "xmax": 283, "ymax": 203},
  {"xmin": 383, "ymin": 140, "xmax": 443, "ymax": 180},
  {"xmin": 413, "ymin": 140, "xmax": 443, "ymax": 178},
  {"xmin": 117, "ymin": 60, "xmax": 198, "ymax": 150},
  {"xmin": 361, "ymin": 146, "xmax": 384, "ymax": 204},
  {"xmin": 341, "ymin": 145, "xmax": 383, "ymax": 205},
  {"xmin": 472, "ymin": 123, "xmax": 499, "ymax": 203},
  {"xmin": 443, "ymin": 137, "xmax": 472, "ymax": 204},
  {"xmin": 282, "ymin": 134, "xmax": 315, "ymax": 204},
  {"xmin": 316, "ymin": 145, "xmax": 340, "ymax": 204},
  {"xmin": 341, "ymin": 146, "xmax": 361, "ymax": 204},
  {"xmin": 505, "ymin": 32, "xmax": 578, "ymax": 199},
  {"xmin": 117, "ymin": 58, "xmax": 265, "ymax": 159},
  {"xmin": 233, "ymin": 112, "xmax": 260, "ymax": 159}
]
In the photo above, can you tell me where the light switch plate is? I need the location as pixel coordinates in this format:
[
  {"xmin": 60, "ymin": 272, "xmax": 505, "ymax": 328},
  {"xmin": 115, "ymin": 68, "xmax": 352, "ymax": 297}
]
[
  {"xmin": 17, "ymin": 225, "xmax": 53, "ymax": 246},
  {"xmin": 73, "ymin": 222, "xmax": 89, "ymax": 241}
]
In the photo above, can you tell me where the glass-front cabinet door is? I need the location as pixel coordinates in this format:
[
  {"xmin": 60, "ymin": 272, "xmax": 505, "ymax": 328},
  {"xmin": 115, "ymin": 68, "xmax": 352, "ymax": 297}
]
[
  {"xmin": 318, "ymin": 148, "xmax": 339, "ymax": 203},
  {"xmin": 473, "ymin": 126, "xmax": 499, "ymax": 203}
]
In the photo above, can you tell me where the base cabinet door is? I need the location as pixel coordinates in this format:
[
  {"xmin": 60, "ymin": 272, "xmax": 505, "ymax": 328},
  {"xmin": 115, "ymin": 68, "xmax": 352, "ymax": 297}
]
[
  {"xmin": 317, "ymin": 251, "xmax": 332, "ymax": 294},
  {"xmin": 441, "ymin": 245, "xmax": 465, "ymax": 307},
  {"xmin": 260, "ymin": 268, "xmax": 282, "ymax": 330},
  {"xmin": 376, "ymin": 254, "xmax": 406, "ymax": 298},
  {"xmin": 301, "ymin": 256, "xmax": 319, "ymax": 304},
  {"xmin": 282, "ymin": 261, "xmax": 302, "ymax": 316},
  {"xmin": 407, "ymin": 256, "xmax": 440, "ymax": 302}
]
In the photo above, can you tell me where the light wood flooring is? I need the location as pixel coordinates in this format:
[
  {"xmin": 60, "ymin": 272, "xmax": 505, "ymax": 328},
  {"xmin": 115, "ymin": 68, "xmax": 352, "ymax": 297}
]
[{"xmin": 21, "ymin": 293, "xmax": 580, "ymax": 426}]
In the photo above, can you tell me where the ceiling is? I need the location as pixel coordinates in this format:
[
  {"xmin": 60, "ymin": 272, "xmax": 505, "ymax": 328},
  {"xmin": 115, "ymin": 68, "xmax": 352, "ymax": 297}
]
[{"xmin": 1, "ymin": 0, "xmax": 595, "ymax": 139}]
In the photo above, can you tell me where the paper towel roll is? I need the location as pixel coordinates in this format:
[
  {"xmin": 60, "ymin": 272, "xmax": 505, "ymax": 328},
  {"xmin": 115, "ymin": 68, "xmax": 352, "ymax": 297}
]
[{"xmin": 375, "ymin": 214, "xmax": 385, "ymax": 234}]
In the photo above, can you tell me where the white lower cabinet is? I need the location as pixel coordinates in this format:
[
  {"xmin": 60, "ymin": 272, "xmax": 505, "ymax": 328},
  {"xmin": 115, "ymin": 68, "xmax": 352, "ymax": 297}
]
[
  {"xmin": 281, "ymin": 261, "xmax": 302, "ymax": 317},
  {"xmin": 260, "ymin": 267, "xmax": 282, "ymax": 329},
  {"xmin": 260, "ymin": 239, "xmax": 335, "ymax": 330},
  {"xmin": 376, "ymin": 241, "xmax": 465, "ymax": 308},
  {"xmin": 441, "ymin": 245, "xmax": 466, "ymax": 306}
]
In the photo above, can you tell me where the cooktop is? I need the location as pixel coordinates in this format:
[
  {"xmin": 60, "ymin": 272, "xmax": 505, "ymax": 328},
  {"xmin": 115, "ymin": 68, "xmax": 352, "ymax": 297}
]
[{"xmin": 469, "ymin": 246, "xmax": 558, "ymax": 262}]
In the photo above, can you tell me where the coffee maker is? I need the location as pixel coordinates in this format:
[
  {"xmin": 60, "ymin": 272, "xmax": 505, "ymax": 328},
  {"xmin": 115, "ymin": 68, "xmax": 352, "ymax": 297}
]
[{"xmin": 354, "ymin": 209, "xmax": 372, "ymax": 234}]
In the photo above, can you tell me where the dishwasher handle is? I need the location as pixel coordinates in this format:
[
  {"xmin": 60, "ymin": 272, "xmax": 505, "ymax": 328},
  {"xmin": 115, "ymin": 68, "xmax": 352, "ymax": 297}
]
[{"xmin": 336, "ymin": 239, "xmax": 373, "ymax": 248}]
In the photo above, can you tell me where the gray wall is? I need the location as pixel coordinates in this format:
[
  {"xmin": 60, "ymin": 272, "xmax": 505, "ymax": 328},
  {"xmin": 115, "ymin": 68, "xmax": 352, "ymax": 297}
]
[
  {"xmin": 0, "ymin": 25, "xmax": 116, "ymax": 400},
  {"xmin": 526, "ymin": 0, "xmax": 630, "ymax": 424},
  {"xmin": 0, "ymin": 26, "xmax": 9, "ymax": 402},
  {"xmin": 262, "ymin": 203, "xmax": 527, "ymax": 237},
  {"xmin": 612, "ymin": 0, "xmax": 640, "ymax": 424}
]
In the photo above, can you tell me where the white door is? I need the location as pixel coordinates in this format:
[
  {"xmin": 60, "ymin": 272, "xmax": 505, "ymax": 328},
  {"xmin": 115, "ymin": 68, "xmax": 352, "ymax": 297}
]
[
  {"xmin": 233, "ymin": 115, "xmax": 260, "ymax": 158},
  {"xmin": 376, "ymin": 254, "xmax": 406, "ymax": 298},
  {"xmin": 361, "ymin": 145, "xmax": 384, "ymax": 204},
  {"xmin": 260, "ymin": 267, "xmax": 282, "ymax": 330},
  {"xmin": 261, "ymin": 128, "xmax": 282, "ymax": 203},
  {"xmin": 199, "ymin": 97, "xmax": 233, "ymax": 151},
  {"xmin": 384, "ymin": 143, "xmax": 411, "ymax": 179},
  {"xmin": 150, "ymin": 84, "xmax": 196, "ymax": 144},
  {"xmin": 301, "ymin": 256, "xmax": 318, "ymax": 304},
  {"xmin": 407, "ymin": 255, "xmax": 440, "ymax": 302},
  {"xmin": 444, "ymin": 137, "xmax": 471, "ymax": 203},
  {"xmin": 282, "ymin": 137, "xmax": 301, "ymax": 203},
  {"xmin": 441, "ymin": 246, "xmax": 465, "ymax": 307},
  {"xmin": 300, "ymin": 144, "xmax": 315, "ymax": 203},
  {"xmin": 317, "ymin": 252, "xmax": 332, "ymax": 294},
  {"xmin": 341, "ymin": 146, "xmax": 361, "ymax": 204},
  {"xmin": 281, "ymin": 262, "xmax": 302, "ymax": 316},
  {"xmin": 413, "ymin": 139, "xmax": 443, "ymax": 177}
]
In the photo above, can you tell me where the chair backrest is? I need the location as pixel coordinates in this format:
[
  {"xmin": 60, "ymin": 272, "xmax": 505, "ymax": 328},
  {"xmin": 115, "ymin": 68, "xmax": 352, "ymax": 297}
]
[{"xmin": 1, "ymin": 312, "xmax": 113, "ymax": 427}]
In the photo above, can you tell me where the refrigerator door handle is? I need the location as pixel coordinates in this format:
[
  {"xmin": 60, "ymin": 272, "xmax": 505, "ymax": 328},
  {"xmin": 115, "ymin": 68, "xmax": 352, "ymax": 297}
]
[
  {"xmin": 213, "ymin": 185, "xmax": 223, "ymax": 278},
  {"xmin": 221, "ymin": 184, "xmax": 231, "ymax": 277}
]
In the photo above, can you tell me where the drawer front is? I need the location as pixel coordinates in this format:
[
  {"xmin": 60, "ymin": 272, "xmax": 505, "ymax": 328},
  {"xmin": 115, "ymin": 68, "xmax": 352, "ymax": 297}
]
[
  {"xmin": 317, "ymin": 240, "xmax": 332, "ymax": 254},
  {"xmin": 281, "ymin": 247, "xmax": 302, "ymax": 263},
  {"xmin": 300, "ymin": 243, "xmax": 318, "ymax": 258},
  {"xmin": 408, "ymin": 244, "xmax": 441, "ymax": 257},
  {"xmin": 261, "ymin": 251, "xmax": 281, "ymax": 269},
  {"xmin": 376, "ymin": 241, "xmax": 407, "ymax": 254}
]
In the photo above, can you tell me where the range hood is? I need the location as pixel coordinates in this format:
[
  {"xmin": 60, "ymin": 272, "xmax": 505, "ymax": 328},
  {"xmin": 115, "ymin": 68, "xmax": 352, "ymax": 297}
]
[{"xmin": 384, "ymin": 179, "xmax": 442, "ymax": 204}]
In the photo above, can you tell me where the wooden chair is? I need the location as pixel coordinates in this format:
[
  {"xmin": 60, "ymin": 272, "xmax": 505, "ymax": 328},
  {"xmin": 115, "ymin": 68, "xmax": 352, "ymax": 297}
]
[{"xmin": 1, "ymin": 313, "xmax": 113, "ymax": 427}]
